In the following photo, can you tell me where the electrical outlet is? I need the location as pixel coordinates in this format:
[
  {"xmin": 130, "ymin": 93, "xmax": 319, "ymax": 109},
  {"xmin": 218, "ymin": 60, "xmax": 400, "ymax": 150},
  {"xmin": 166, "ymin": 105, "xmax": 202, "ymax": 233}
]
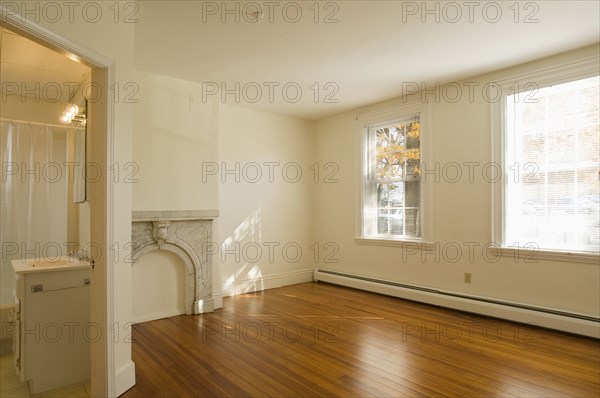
[{"xmin": 464, "ymin": 273, "xmax": 472, "ymax": 284}]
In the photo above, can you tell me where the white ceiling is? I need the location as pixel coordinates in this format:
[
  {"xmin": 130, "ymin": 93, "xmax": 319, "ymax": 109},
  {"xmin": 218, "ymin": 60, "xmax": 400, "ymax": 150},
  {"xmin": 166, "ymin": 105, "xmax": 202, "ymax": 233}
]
[
  {"xmin": 0, "ymin": 27, "xmax": 89, "ymax": 103},
  {"xmin": 134, "ymin": 0, "xmax": 600, "ymax": 121}
]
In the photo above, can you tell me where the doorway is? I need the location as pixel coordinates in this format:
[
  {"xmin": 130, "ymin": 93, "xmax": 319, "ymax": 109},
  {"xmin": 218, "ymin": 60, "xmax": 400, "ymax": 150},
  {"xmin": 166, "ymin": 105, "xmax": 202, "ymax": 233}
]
[{"xmin": 1, "ymin": 13, "xmax": 114, "ymax": 398}]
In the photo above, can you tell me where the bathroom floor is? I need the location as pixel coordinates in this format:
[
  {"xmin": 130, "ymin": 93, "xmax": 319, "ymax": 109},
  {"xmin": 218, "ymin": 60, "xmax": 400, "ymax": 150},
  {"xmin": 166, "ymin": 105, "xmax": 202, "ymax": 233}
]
[{"xmin": 0, "ymin": 354, "xmax": 90, "ymax": 398}]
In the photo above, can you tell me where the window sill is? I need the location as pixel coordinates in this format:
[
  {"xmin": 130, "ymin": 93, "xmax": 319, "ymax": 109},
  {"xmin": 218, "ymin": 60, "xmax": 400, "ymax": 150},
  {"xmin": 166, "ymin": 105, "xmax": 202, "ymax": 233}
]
[
  {"xmin": 355, "ymin": 238, "xmax": 435, "ymax": 250},
  {"xmin": 487, "ymin": 247, "xmax": 599, "ymax": 265}
]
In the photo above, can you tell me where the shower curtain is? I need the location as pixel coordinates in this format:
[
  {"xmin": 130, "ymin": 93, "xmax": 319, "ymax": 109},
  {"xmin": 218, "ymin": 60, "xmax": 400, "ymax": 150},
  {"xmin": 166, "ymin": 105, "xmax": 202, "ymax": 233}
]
[{"xmin": 0, "ymin": 120, "xmax": 69, "ymax": 305}]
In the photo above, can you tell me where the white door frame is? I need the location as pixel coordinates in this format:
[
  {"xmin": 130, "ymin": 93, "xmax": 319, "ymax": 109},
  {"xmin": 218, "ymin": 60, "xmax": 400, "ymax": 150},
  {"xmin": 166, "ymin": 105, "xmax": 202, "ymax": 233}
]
[{"xmin": 1, "ymin": 6, "xmax": 116, "ymax": 397}]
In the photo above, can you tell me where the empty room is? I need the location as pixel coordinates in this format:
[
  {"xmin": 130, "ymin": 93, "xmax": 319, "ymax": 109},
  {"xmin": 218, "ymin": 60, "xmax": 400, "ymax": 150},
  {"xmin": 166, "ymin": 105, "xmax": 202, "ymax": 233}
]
[{"xmin": 0, "ymin": 1, "xmax": 599, "ymax": 397}]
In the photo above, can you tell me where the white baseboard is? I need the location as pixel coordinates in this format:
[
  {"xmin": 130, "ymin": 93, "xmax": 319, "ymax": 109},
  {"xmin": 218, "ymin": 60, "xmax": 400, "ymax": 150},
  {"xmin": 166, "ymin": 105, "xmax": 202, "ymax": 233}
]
[
  {"xmin": 314, "ymin": 269, "xmax": 600, "ymax": 338},
  {"xmin": 213, "ymin": 290, "xmax": 223, "ymax": 309},
  {"xmin": 223, "ymin": 269, "xmax": 314, "ymax": 297},
  {"xmin": 114, "ymin": 360, "xmax": 136, "ymax": 397},
  {"xmin": 130, "ymin": 309, "xmax": 187, "ymax": 325}
]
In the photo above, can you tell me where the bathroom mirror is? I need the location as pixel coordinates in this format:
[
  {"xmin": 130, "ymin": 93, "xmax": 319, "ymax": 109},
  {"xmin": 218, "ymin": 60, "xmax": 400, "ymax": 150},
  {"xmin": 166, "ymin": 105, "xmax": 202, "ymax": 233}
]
[{"xmin": 73, "ymin": 99, "xmax": 87, "ymax": 203}]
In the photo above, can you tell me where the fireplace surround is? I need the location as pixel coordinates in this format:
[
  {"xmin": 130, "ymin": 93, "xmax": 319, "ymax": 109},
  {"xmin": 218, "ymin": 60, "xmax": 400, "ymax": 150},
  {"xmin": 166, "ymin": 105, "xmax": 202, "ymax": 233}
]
[{"xmin": 131, "ymin": 210, "xmax": 218, "ymax": 314}]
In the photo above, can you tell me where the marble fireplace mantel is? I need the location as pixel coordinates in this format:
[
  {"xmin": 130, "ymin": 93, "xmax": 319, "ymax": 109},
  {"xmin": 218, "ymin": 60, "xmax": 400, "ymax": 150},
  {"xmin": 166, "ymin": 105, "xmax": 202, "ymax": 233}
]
[{"xmin": 131, "ymin": 210, "xmax": 219, "ymax": 314}]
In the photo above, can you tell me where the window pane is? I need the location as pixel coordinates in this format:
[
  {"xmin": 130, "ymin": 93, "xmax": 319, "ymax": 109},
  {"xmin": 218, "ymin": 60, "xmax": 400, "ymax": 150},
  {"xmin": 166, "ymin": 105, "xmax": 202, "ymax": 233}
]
[
  {"xmin": 405, "ymin": 181, "xmax": 420, "ymax": 208},
  {"xmin": 406, "ymin": 122, "xmax": 420, "ymax": 149},
  {"xmin": 389, "ymin": 125, "xmax": 405, "ymax": 147},
  {"xmin": 388, "ymin": 183, "xmax": 404, "ymax": 207},
  {"xmin": 367, "ymin": 116, "xmax": 422, "ymax": 239},
  {"xmin": 389, "ymin": 209, "xmax": 404, "ymax": 236},
  {"xmin": 506, "ymin": 76, "xmax": 600, "ymax": 252},
  {"xmin": 406, "ymin": 121, "xmax": 421, "ymax": 177},
  {"xmin": 405, "ymin": 208, "xmax": 420, "ymax": 237},
  {"xmin": 377, "ymin": 209, "xmax": 389, "ymax": 235},
  {"xmin": 579, "ymin": 128, "xmax": 600, "ymax": 163},
  {"xmin": 376, "ymin": 128, "xmax": 389, "ymax": 147},
  {"xmin": 377, "ymin": 183, "xmax": 390, "ymax": 207}
]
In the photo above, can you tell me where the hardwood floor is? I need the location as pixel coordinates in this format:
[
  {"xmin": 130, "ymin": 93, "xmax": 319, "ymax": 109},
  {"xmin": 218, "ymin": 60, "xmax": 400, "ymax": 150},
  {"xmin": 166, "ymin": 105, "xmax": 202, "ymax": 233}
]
[{"xmin": 121, "ymin": 282, "xmax": 600, "ymax": 397}]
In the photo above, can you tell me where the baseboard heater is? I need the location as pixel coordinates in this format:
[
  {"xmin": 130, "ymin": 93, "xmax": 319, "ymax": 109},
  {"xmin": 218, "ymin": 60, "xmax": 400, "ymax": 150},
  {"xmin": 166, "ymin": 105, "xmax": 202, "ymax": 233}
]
[{"xmin": 313, "ymin": 269, "xmax": 600, "ymax": 339}]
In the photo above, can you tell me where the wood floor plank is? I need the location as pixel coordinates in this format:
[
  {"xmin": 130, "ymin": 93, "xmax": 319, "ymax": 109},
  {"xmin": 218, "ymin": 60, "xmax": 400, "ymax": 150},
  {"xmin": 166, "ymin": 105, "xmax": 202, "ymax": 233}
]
[{"xmin": 121, "ymin": 282, "xmax": 600, "ymax": 398}]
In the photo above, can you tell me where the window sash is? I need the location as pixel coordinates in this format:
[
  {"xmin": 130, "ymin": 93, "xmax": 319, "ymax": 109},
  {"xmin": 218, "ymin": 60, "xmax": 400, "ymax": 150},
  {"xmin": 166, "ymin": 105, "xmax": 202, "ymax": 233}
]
[
  {"xmin": 364, "ymin": 117, "xmax": 422, "ymax": 239},
  {"xmin": 503, "ymin": 75, "xmax": 599, "ymax": 253}
]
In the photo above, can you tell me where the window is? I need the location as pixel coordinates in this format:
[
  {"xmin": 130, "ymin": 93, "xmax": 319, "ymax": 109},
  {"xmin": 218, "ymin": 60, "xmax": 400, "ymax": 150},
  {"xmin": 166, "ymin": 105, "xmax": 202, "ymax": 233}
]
[
  {"xmin": 358, "ymin": 103, "xmax": 431, "ymax": 243},
  {"xmin": 501, "ymin": 74, "xmax": 599, "ymax": 253}
]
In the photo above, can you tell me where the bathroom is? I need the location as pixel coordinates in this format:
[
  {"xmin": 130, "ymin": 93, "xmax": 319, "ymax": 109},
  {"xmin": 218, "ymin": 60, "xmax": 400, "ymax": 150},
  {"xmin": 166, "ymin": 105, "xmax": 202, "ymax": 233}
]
[{"xmin": 0, "ymin": 26, "xmax": 93, "ymax": 396}]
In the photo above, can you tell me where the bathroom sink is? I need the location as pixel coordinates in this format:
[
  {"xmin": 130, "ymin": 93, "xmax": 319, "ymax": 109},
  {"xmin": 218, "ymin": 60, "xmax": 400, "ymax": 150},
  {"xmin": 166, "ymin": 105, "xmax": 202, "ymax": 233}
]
[
  {"xmin": 31, "ymin": 259, "xmax": 83, "ymax": 268},
  {"xmin": 11, "ymin": 257, "xmax": 91, "ymax": 273}
]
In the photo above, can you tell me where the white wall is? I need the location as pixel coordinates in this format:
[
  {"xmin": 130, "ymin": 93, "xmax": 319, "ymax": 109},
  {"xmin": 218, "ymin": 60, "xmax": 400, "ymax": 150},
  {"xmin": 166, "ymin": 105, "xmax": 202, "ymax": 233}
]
[
  {"xmin": 35, "ymin": 4, "xmax": 137, "ymax": 394},
  {"xmin": 218, "ymin": 104, "xmax": 315, "ymax": 296},
  {"xmin": 131, "ymin": 86, "xmax": 316, "ymax": 315},
  {"xmin": 132, "ymin": 70, "xmax": 219, "ymax": 211},
  {"xmin": 1, "ymin": 94, "xmax": 66, "ymax": 124},
  {"xmin": 131, "ymin": 72, "xmax": 316, "ymax": 312},
  {"xmin": 314, "ymin": 45, "xmax": 600, "ymax": 318},
  {"xmin": 131, "ymin": 70, "xmax": 219, "ymax": 320}
]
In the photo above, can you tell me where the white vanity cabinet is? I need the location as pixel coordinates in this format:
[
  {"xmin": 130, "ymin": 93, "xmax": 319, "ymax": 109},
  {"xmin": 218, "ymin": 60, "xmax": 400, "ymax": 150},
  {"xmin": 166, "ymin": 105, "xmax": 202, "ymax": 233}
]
[{"xmin": 11, "ymin": 258, "xmax": 91, "ymax": 395}]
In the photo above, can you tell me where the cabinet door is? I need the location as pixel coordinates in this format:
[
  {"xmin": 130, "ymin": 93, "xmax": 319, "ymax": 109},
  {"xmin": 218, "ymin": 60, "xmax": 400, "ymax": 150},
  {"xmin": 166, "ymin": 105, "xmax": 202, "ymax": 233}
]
[{"xmin": 21, "ymin": 269, "xmax": 91, "ymax": 393}]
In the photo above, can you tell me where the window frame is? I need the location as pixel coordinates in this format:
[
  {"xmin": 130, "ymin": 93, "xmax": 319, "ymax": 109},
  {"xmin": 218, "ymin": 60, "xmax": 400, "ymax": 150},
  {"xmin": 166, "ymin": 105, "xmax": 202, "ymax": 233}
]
[
  {"xmin": 356, "ymin": 101, "xmax": 433, "ymax": 246},
  {"xmin": 490, "ymin": 55, "xmax": 600, "ymax": 262}
]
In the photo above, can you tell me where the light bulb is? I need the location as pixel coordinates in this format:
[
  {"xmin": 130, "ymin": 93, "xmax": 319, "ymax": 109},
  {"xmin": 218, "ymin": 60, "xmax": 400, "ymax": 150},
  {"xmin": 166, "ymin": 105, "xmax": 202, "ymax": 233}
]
[
  {"xmin": 60, "ymin": 113, "xmax": 71, "ymax": 124},
  {"xmin": 67, "ymin": 104, "xmax": 79, "ymax": 114}
]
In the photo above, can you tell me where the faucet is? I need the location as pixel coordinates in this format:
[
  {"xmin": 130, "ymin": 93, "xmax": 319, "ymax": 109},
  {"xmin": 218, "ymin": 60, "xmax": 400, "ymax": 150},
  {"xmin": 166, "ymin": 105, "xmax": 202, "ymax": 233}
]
[
  {"xmin": 67, "ymin": 250, "xmax": 91, "ymax": 263},
  {"xmin": 73, "ymin": 250, "xmax": 90, "ymax": 263}
]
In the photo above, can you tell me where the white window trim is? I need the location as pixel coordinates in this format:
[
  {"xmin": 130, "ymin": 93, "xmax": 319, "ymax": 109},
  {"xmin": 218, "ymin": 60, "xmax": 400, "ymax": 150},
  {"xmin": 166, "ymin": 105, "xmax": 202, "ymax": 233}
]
[
  {"xmin": 490, "ymin": 54, "xmax": 600, "ymax": 264},
  {"xmin": 487, "ymin": 246, "xmax": 600, "ymax": 265},
  {"xmin": 355, "ymin": 100, "xmax": 433, "ymax": 246}
]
